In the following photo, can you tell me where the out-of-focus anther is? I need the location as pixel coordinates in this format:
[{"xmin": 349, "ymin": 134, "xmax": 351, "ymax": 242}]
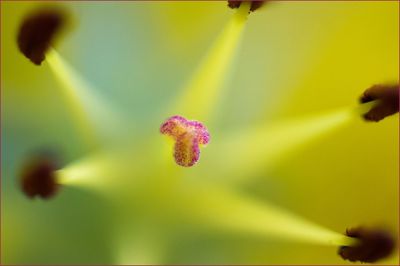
[
  {"xmin": 227, "ymin": 1, "xmax": 266, "ymax": 12},
  {"xmin": 17, "ymin": 7, "xmax": 67, "ymax": 65},
  {"xmin": 360, "ymin": 84, "xmax": 399, "ymax": 122},
  {"xmin": 19, "ymin": 152, "xmax": 61, "ymax": 199},
  {"xmin": 338, "ymin": 226, "xmax": 396, "ymax": 263}
]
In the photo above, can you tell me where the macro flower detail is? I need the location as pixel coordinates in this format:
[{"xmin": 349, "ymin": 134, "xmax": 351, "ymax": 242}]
[
  {"xmin": 160, "ymin": 115, "xmax": 210, "ymax": 167},
  {"xmin": 3, "ymin": 1, "xmax": 398, "ymax": 265}
]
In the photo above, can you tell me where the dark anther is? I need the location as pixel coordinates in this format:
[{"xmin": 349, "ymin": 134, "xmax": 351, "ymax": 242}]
[
  {"xmin": 20, "ymin": 153, "xmax": 61, "ymax": 199},
  {"xmin": 338, "ymin": 227, "xmax": 395, "ymax": 263},
  {"xmin": 227, "ymin": 1, "xmax": 266, "ymax": 12},
  {"xmin": 17, "ymin": 8, "xmax": 66, "ymax": 65},
  {"xmin": 360, "ymin": 84, "xmax": 399, "ymax": 122}
]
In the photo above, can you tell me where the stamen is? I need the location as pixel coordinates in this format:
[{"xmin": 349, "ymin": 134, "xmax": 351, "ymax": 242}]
[
  {"xmin": 360, "ymin": 84, "xmax": 399, "ymax": 122},
  {"xmin": 56, "ymin": 142, "xmax": 145, "ymax": 192},
  {"xmin": 228, "ymin": 1, "xmax": 266, "ymax": 12},
  {"xmin": 338, "ymin": 227, "xmax": 396, "ymax": 263},
  {"xmin": 160, "ymin": 115, "xmax": 210, "ymax": 167},
  {"xmin": 19, "ymin": 152, "xmax": 61, "ymax": 199},
  {"xmin": 18, "ymin": 8, "xmax": 122, "ymax": 149},
  {"xmin": 177, "ymin": 183, "xmax": 356, "ymax": 247},
  {"xmin": 17, "ymin": 7, "xmax": 67, "ymax": 65},
  {"xmin": 205, "ymin": 104, "xmax": 372, "ymax": 183},
  {"xmin": 46, "ymin": 48, "xmax": 123, "ymax": 148},
  {"xmin": 56, "ymin": 151, "xmax": 118, "ymax": 190},
  {"xmin": 170, "ymin": 2, "xmax": 249, "ymax": 121}
]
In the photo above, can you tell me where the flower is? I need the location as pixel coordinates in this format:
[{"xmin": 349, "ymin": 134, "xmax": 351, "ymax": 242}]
[{"xmin": 3, "ymin": 1, "xmax": 398, "ymax": 264}]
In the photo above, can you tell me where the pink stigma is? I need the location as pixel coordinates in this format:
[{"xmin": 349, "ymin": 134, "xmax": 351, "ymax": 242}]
[{"xmin": 160, "ymin": 115, "xmax": 210, "ymax": 167}]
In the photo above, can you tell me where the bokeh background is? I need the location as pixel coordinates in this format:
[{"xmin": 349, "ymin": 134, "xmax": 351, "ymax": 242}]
[{"xmin": 1, "ymin": 1, "xmax": 399, "ymax": 264}]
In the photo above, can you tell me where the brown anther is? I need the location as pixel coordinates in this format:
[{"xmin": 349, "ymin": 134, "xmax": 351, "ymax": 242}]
[
  {"xmin": 17, "ymin": 8, "xmax": 66, "ymax": 65},
  {"xmin": 20, "ymin": 153, "xmax": 61, "ymax": 199},
  {"xmin": 338, "ymin": 227, "xmax": 396, "ymax": 263},
  {"xmin": 227, "ymin": 1, "xmax": 266, "ymax": 12},
  {"xmin": 360, "ymin": 84, "xmax": 399, "ymax": 122}
]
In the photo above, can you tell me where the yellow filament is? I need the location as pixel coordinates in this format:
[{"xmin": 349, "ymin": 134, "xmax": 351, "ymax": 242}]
[
  {"xmin": 46, "ymin": 48, "xmax": 122, "ymax": 148},
  {"xmin": 46, "ymin": 49, "xmax": 98, "ymax": 148},
  {"xmin": 204, "ymin": 102, "xmax": 379, "ymax": 182},
  {"xmin": 177, "ymin": 183, "xmax": 357, "ymax": 247},
  {"xmin": 171, "ymin": 2, "xmax": 250, "ymax": 121}
]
